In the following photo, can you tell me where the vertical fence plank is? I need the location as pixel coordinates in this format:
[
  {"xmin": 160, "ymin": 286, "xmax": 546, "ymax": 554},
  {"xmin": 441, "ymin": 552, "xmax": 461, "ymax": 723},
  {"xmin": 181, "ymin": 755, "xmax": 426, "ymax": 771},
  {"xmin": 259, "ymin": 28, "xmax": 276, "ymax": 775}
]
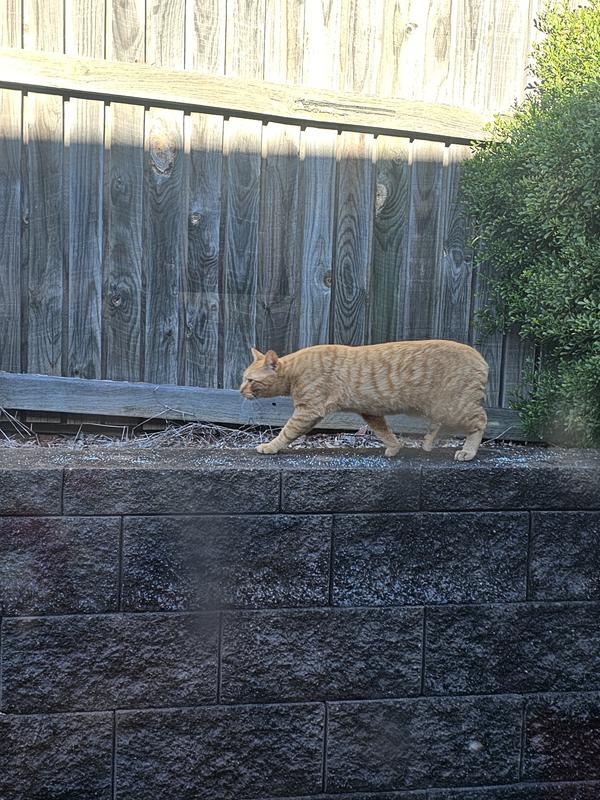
[
  {"xmin": 256, "ymin": 122, "xmax": 301, "ymax": 354},
  {"xmin": 144, "ymin": 0, "xmax": 186, "ymax": 384},
  {"xmin": 434, "ymin": 143, "xmax": 472, "ymax": 343},
  {"xmin": 302, "ymin": 0, "xmax": 342, "ymax": 90},
  {"xmin": 297, "ymin": 0, "xmax": 339, "ymax": 347},
  {"xmin": 222, "ymin": 0, "xmax": 265, "ymax": 387},
  {"xmin": 258, "ymin": 0, "xmax": 303, "ymax": 355},
  {"xmin": 0, "ymin": 0, "xmax": 22, "ymax": 371},
  {"xmin": 298, "ymin": 127, "xmax": 336, "ymax": 348},
  {"xmin": 264, "ymin": 0, "xmax": 304, "ymax": 85},
  {"xmin": 333, "ymin": 131, "xmax": 374, "ymax": 346},
  {"xmin": 222, "ymin": 119, "xmax": 262, "ymax": 388},
  {"xmin": 402, "ymin": 139, "xmax": 446, "ymax": 340},
  {"xmin": 104, "ymin": 0, "xmax": 145, "ymax": 381},
  {"xmin": 22, "ymin": 0, "xmax": 64, "ymax": 376},
  {"xmin": 65, "ymin": 0, "xmax": 105, "ymax": 379},
  {"xmin": 339, "ymin": 0, "xmax": 384, "ymax": 94},
  {"xmin": 370, "ymin": 135, "xmax": 411, "ymax": 344},
  {"xmin": 450, "ymin": 0, "xmax": 496, "ymax": 109},
  {"xmin": 381, "ymin": 0, "xmax": 452, "ymax": 103},
  {"xmin": 183, "ymin": 0, "xmax": 226, "ymax": 388}
]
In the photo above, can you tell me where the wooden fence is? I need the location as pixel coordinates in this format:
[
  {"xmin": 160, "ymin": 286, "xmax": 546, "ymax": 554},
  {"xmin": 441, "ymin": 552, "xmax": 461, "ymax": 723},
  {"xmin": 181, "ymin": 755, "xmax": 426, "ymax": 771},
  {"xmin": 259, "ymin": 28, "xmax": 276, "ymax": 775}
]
[{"xmin": 0, "ymin": 0, "xmax": 541, "ymax": 435}]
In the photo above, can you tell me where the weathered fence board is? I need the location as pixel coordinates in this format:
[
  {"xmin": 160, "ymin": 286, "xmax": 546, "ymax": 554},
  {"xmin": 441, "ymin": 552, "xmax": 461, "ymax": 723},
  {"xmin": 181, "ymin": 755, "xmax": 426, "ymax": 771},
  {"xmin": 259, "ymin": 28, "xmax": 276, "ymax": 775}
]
[
  {"xmin": 0, "ymin": 49, "xmax": 490, "ymax": 143},
  {"xmin": 298, "ymin": 127, "xmax": 337, "ymax": 348},
  {"xmin": 22, "ymin": 1, "xmax": 64, "ymax": 376},
  {"xmin": 0, "ymin": 1, "xmax": 21, "ymax": 372},
  {"xmin": 333, "ymin": 131, "xmax": 374, "ymax": 346},
  {"xmin": 370, "ymin": 135, "xmax": 411, "ymax": 344},
  {"xmin": 257, "ymin": 122, "xmax": 301, "ymax": 355},
  {"xmin": 0, "ymin": 370, "xmax": 526, "ymax": 440},
  {"xmin": 104, "ymin": 0, "xmax": 145, "ymax": 382}
]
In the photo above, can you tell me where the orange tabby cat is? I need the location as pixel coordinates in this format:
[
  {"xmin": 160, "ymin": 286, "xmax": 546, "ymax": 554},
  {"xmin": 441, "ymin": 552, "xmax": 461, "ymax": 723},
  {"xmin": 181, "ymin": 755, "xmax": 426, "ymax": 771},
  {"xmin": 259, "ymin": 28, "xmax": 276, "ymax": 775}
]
[{"xmin": 240, "ymin": 340, "xmax": 489, "ymax": 461}]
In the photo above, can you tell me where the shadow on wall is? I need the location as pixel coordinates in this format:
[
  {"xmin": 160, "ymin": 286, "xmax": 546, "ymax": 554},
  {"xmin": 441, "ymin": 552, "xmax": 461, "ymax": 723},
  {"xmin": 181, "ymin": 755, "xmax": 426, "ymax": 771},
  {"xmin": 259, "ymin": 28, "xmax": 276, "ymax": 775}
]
[{"xmin": 0, "ymin": 112, "xmax": 522, "ymax": 407}]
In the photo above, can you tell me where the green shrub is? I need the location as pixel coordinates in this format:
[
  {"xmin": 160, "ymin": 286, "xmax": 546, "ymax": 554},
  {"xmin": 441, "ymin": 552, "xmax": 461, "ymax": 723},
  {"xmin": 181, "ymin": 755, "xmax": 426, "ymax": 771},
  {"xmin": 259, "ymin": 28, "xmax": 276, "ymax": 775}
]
[{"xmin": 463, "ymin": 0, "xmax": 600, "ymax": 446}]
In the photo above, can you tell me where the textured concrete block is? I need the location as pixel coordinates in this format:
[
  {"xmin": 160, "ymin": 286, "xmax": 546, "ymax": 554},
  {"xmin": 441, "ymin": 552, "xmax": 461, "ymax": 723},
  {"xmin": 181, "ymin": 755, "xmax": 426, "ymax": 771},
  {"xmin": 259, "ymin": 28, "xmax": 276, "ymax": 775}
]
[
  {"xmin": 0, "ymin": 712, "xmax": 112, "ymax": 800},
  {"xmin": 431, "ymin": 783, "xmax": 600, "ymax": 799},
  {"xmin": 122, "ymin": 514, "xmax": 331, "ymax": 610},
  {"xmin": 63, "ymin": 466, "xmax": 279, "ymax": 514},
  {"xmin": 421, "ymin": 461, "xmax": 600, "ymax": 511},
  {"xmin": 220, "ymin": 607, "xmax": 423, "ymax": 703},
  {"xmin": 425, "ymin": 603, "xmax": 600, "ymax": 695},
  {"xmin": 523, "ymin": 694, "xmax": 600, "ymax": 781},
  {"xmin": 116, "ymin": 703, "xmax": 324, "ymax": 799},
  {"xmin": 530, "ymin": 512, "xmax": 600, "ymax": 600},
  {"xmin": 2, "ymin": 612, "xmax": 218, "ymax": 712},
  {"xmin": 0, "ymin": 515, "xmax": 119, "ymax": 614},
  {"xmin": 326, "ymin": 696, "xmax": 522, "ymax": 792},
  {"xmin": 332, "ymin": 512, "xmax": 528, "ymax": 605},
  {"xmin": 281, "ymin": 465, "xmax": 420, "ymax": 513},
  {"xmin": 0, "ymin": 468, "xmax": 62, "ymax": 515}
]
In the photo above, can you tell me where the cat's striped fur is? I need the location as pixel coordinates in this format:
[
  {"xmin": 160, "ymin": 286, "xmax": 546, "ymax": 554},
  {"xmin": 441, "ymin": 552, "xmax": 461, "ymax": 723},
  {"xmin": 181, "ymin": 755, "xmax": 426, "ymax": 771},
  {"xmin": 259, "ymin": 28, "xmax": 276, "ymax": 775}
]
[{"xmin": 240, "ymin": 340, "xmax": 489, "ymax": 460}]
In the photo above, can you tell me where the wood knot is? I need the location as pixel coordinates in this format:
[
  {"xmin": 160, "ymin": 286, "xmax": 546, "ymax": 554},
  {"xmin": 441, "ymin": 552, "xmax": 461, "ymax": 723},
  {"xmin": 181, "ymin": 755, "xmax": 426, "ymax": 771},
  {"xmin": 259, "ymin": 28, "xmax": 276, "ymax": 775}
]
[
  {"xmin": 323, "ymin": 271, "xmax": 333, "ymax": 288},
  {"xmin": 149, "ymin": 123, "xmax": 177, "ymax": 176}
]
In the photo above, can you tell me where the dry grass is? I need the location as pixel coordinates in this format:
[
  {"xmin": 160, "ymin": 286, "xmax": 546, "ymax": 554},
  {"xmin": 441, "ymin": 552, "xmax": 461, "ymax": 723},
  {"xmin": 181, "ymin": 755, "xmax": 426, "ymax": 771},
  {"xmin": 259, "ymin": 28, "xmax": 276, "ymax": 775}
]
[{"xmin": 0, "ymin": 406, "xmax": 478, "ymax": 451}]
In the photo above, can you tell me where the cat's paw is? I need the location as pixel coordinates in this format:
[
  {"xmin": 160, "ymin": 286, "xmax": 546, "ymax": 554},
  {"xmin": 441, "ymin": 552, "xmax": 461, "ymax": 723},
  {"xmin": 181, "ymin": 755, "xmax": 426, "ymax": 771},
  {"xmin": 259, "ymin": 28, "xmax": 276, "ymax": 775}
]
[
  {"xmin": 384, "ymin": 445, "xmax": 401, "ymax": 457},
  {"xmin": 454, "ymin": 449, "xmax": 476, "ymax": 462},
  {"xmin": 256, "ymin": 442, "xmax": 279, "ymax": 455}
]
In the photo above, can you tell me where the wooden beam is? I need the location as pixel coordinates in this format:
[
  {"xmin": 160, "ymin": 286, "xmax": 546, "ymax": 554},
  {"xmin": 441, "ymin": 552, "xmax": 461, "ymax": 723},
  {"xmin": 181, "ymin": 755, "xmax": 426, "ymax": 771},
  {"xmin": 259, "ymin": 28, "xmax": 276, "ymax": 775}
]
[
  {"xmin": 0, "ymin": 371, "xmax": 525, "ymax": 440},
  {"xmin": 0, "ymin": 48, "xmax": 490, "ymax": 143}
]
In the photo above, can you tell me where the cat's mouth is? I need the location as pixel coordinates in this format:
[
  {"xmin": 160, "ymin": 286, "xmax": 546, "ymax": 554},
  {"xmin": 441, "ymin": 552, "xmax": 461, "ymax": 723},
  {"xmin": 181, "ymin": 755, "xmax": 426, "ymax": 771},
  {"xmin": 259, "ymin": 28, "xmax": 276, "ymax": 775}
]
[{"xmin": 239, "ymin": 382, "xmax": 256, "ymax": 400}]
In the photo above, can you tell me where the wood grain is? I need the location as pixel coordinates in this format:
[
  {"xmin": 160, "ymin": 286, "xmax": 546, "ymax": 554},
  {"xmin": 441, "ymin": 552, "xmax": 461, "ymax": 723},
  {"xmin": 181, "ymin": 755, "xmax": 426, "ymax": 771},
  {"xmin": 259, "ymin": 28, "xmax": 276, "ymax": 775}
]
[
  {"xmin": 225, "ymin": 0, "xmax": 266, "ymax": 80},
  {"xmin": 370, "ymin": 134, "xmax": 411, "ymax": 344},
  {"xmin": 183, "ymin": 112, "xmax": 223, "ymax": 387},
  {"xmin": 104, "ymin": 0, "xmax": 145, "ymax": 381},
  {"xmin": 222, "ymin": 0, "xmax": 265, "ymax": 386},
  {"xmin": 222, "ymin": 118, "xmax": 262, "ymax": 388},
  {"xmin": 434, "ymin": 143, "xmax": 472, "ymax": 342},
  {"xmin": 297, "ymin": 127, "xmax": 336, "ymax": 347},
  {"xmin": 182, "ymin": 1, "xmax": 226, "ymax": 389},
  {"xmin": 0, "ymin": 49, "xmax": 491, "ymax": 144},
  {"xmin": 402, "ymin": 139, "xmax": 445, "ymax": 340},
  {"xmin": 340, "ymin": 0, "xmax": 384, "ymax": 94},
  {"xmin": 144, "ymin": 0, "xmax": 186, "ymax": 384},
  {"xmin": 303, "ymin": 0, "xmax": 342, "ymax": 90},
  {"xmin": 22, "ymin": 0, "xmax": 64, "ymax": 376},
  {"xmin": 0, "ymin": 0, "xmax": 21, "ymax": 371},
  {"xmin": 0, "ymin": 369, "xmax": 525, "ymax": 439},
  {"xmin": 264, "ymin": 0, "xmax": 304, "ymax": 84},
  {"xmin": 256, "ymin": 122, "xmax": 301, "ymax": 354},
  {"xmin": 333, "ymin": 131, "xmax": 374, "ymax": 346}
]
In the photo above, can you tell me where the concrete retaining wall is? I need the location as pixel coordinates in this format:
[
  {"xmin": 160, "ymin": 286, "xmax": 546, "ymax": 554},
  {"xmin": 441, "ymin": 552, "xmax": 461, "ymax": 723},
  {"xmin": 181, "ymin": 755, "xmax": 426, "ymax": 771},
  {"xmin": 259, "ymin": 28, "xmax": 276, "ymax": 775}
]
[{"xmin": 1, "ymin": 446, "xmax": 600, "ymax": 799}]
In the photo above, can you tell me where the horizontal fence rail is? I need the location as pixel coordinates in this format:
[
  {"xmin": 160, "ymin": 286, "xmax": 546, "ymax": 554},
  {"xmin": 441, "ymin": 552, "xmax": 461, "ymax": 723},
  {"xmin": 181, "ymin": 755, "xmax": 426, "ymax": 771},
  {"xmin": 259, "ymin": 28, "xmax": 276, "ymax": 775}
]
[
  {"xmin": 0, "ymin": 48, "xmax": 491, "ymax": 144},
  {"xmin": 0, "ymin": 371, "xmax": 525, "ymax": 440}
]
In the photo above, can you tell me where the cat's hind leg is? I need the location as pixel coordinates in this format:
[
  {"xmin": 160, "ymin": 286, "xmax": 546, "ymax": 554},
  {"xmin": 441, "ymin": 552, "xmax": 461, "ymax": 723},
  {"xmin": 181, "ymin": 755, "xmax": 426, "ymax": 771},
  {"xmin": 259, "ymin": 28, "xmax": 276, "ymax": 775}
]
[
  {"xmin": 422, "ymin": 422, "xmax": 441, "ymax": 452},
  {"xmin": 362, "ymin": 415, "xmax": 402, "ymax": 457},
  {"xmin": 455, "ymin": 408, "xmax": 487, "ymax": 461}
]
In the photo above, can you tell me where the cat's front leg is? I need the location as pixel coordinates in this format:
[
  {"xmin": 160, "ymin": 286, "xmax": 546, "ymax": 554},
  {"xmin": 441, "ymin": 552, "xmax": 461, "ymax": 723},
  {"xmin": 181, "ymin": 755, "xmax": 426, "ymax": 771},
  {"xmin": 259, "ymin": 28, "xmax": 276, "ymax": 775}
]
[{"xmin": 256, "ymin": 411, "xmax": 322, "ymax": 454}]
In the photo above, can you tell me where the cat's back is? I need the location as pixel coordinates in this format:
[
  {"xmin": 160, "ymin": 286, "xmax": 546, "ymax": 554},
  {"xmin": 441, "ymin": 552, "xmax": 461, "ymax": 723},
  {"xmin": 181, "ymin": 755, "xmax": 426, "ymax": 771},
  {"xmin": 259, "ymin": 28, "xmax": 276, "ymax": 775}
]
[{"xmin": 289, "ymin": 340, "xmax": 486, "ymax": 369}]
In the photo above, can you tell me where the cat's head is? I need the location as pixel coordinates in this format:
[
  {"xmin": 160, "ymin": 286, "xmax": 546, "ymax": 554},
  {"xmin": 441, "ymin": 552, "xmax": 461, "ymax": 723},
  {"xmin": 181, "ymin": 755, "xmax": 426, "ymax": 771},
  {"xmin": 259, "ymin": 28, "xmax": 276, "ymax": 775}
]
[{"xmin": 240, "ymin": 348, "xmax": 280, "ymax": 399}]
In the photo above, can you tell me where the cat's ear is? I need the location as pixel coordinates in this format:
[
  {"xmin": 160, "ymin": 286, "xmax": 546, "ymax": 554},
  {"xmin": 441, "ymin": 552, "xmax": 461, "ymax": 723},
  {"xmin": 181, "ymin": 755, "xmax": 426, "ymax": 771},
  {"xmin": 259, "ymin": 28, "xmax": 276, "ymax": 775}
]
[
  {"xmin": 251, "ymin": 347, "xmax": 264, "ymax": 362},
  {"xmin": 264, "ymin": 350, "xmax": 279, "ymax": 370}
]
